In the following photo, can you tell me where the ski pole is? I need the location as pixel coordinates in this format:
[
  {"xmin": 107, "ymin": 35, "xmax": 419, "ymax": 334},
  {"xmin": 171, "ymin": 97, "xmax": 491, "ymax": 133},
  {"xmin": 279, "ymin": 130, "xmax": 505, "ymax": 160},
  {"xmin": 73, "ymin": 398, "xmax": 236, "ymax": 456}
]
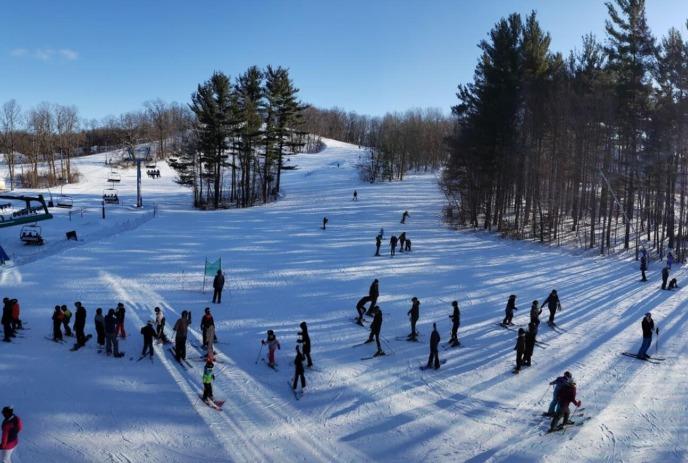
[
  {"xmin": 254, "ymin": 343, "xmax": 264, "ymax": 364},
  {"xmin": 655, "ymin": 327, "xmax": 659, "ymax": 354}
]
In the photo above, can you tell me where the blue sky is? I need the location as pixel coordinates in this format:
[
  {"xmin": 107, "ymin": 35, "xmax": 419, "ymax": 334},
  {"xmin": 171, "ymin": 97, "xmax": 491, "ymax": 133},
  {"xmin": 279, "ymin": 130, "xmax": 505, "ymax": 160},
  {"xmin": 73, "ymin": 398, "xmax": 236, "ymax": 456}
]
[{"xmin": 2, "ymin": 0, "xmax": 687, "ymax": 121}]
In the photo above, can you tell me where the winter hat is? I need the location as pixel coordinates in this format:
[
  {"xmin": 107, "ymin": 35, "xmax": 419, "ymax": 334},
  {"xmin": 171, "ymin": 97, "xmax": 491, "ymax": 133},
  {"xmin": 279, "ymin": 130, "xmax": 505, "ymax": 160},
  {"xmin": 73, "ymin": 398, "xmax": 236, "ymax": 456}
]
[
  {"xmin": 645, "ymin": 312, "xmax": 652, "ymax": 317},
  {"xmin": 518, "ymin": 328, "xmax": 525, "ymax": 334},
  {"xmin": 532, "ymin": 300, "xmax": 539, "ymax": 306},
  {"xmin": 552, "ymin": 290, "xmax": 557, "ymax": 294},
  {"xmin": 108, "ymin": 309, "xmax": 115, "ymax": 316},
  {"xmin": 564, "ymin": 371, "xmax": 572, "ymax": 378},
  {"xmin": 1, "ymin": 406, "xmax": 13, "ymax": 417},
  {"xmin": 96, "ymin": 308, "xmax": 102, "ymax": 314},
  {"xmin": 452, "ymin": 301, "xmax": 458, "ymax": 307},
  {"xmin": 154, "ymin": 307, "xmax": 160, "ymax": 313},
  {"xmin": 181, "ymin": 310, "xmax": 187, "ymax": 317},
  {"xmin": 205, "ymin": 307, "xmax": 211, "ymax": 314},
  {"xmin": 267, "ymin": 329, "xmax": 274, "ymax": 336},
  {"xmin": 300, "ymin": 321, "xmax": 307, "ymax": 329},
  {"xmin": 509, "ymin": 295, "xmax": 516, "ymax": 300}
]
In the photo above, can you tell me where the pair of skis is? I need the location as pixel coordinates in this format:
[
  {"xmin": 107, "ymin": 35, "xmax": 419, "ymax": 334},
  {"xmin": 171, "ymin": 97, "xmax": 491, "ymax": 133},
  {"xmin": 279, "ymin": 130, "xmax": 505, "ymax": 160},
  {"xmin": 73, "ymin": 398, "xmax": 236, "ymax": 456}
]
[
  {"xmin": 198, "ymin": 394, "xmax": 225, "ymax": 411},
  {"xmin": 287, "ymin": 380, "xmax": 304, "ymax": 400},
  {"xmin": 168, "ymin": 347, "xmax": 193, "ymax": 368},
  {"xmin": 620, "ymin": 352, "xmax": 665, "ymax": 364}
]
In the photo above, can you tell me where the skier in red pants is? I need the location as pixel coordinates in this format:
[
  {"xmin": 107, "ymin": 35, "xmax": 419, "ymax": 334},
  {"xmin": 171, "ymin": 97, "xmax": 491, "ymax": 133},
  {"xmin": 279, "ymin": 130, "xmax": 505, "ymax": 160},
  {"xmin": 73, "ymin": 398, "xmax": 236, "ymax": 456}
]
[{"xmin": 262, "ymin": 330, "xmax": 281, "ymax": 367}]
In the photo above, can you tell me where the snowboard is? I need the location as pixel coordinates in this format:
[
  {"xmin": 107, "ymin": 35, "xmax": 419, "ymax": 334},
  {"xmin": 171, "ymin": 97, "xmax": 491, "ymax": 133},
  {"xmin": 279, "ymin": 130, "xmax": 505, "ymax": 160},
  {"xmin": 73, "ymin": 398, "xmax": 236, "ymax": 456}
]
[{"xmin": 420, "ymin": 359, "xmax": 447, "ymax": 370}]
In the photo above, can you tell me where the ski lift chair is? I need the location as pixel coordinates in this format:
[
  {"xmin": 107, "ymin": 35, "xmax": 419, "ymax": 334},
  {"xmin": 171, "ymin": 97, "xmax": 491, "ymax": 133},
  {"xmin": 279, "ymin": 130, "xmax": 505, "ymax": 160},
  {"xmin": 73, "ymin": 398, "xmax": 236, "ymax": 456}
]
[
  {"xmin": 103, "ymin": 188, "xmax": 119, "ymax": 205},
  {"xmin": 20, "ymin": 224, "xmax": 44, "ymax": 245}
]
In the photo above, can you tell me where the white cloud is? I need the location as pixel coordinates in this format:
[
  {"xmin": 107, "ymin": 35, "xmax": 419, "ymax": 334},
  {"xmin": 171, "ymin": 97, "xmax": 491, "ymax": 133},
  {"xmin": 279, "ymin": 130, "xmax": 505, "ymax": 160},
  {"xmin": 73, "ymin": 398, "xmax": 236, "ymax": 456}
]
[{"xmin": 9, "ymin": 48, "xmax": 79, "ymax": 61}]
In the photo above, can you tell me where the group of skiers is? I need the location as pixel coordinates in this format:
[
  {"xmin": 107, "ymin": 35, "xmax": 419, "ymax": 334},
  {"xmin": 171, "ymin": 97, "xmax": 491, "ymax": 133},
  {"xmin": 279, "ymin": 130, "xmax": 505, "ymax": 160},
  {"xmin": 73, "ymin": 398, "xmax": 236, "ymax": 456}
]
[
  {"xmin": 640, "ymin": 249, "xmax": 679, "ymax": 290},
  {"xmin": 1, "ymin": 298, "xmax": 22, "ymax": 343}
]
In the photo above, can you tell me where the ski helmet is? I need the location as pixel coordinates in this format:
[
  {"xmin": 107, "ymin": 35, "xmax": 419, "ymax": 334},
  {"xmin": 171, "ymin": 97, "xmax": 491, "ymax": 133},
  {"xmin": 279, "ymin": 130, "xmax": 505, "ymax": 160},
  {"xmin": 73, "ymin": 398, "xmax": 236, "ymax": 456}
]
[
  {"xmin": 154, "ymin": 307, "xmax": 160, "ymax": 312},
  {"xmin": 205, "ymin": 307, "xmax": 211, "ymax": 314},
  {"xmin": 2, "ymin": 406, "xmax": 13, "ymax": 417},
  {"xmin": 452, "ymin": 300, "xmax": 458, "ymax": 307}
]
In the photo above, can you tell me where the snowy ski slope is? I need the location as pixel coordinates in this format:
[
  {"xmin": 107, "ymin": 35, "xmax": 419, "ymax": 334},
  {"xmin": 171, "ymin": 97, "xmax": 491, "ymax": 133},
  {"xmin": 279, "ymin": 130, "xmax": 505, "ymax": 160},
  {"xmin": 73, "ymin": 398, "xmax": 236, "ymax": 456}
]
[{"xmin": 0, "ymin": 139, "xmax": 686, "ymax": 462}]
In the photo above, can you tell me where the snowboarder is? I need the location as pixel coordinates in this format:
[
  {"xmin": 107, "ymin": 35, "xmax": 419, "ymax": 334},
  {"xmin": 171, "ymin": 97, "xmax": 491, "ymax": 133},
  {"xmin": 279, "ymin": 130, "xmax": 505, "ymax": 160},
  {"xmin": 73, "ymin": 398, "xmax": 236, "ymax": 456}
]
[
  {"xmin": 212, "ymin": 269, "xmax": 225, "ymax": 304},
  {"xmin": 640, "ymin": 254, "xmax": 648, "ymax": 281},
  {"xmin": 667, "ymin": 251, "xmax": 674, "ymax": 269},
  {"xmin": 407, "ymin": 297, "xmax": 420, "ymax": 340},
  {"xmin": 523, "ymin": 322, "xmax": 537, "ymax": 367},
  {"xmin": 542, "ymin": 290, "xmax": 561, "ymax": 326},
  {"xmin": 366, "ymin": 306, "xmax": 384, "ymax": 356},
  {"xmin": 200, "ymin": 307, "xmax": 216, "ymax": 346},
  {"xmin": 154, "ymin": 307, "xmax": 168, "ymax": 344},
  {"xmin": 427, "ymin": 323, "xmax": 441, "ymax": 369},
  {"xmin": 322, "ymin": 216, "xmax": 328, "ymax": 230},
  {"xmin": 51, "ymin": 306, "xmax": 64, "ymax": 342},
  {"xmin": 390, "ymin": 235, "xmax": 398, "ymax": 256},
  {"xmin": 1, "ymin": 299, "xmax": 12, "ymax": 343},
  {"xmin": 94, "ymin": 308, "xmax": 105, "ymax": 346},
  {"xmin": 140, "ymin": 320, "xmax": 156, "ymax": 358},
  {"xmin": 529, "ymin": 300, "xmax": 541, "ymax": 326},
  {"xmin": 104, "ymin": 309, "xmax": 122, "ymax": 357},
  {"xmin": 661, "ymin": 266, "xmax": 670, "ymax": 290},
  {"xmin": 297, "ymin": 321, "xmax": 313, "ymax": 368},
  {"xmin": 366, "ymin": 279, "xmax": 379, "ymax": 316},
  {"xmin": 405, "ymin": 239, "xmax": 411, "ymax": 252},
  {"xmin": 668, "ymin": 278, "xmax": 679, "ymax": 290},
  {"xmin": 61, "ymin": 305, "xmax": 73, "ymax": 337},
  {"xmin": 355, "ymin": 296, "xmax": 369, "ymax": 325},
  {"xmin": 502, "ymin": 295, "xmax": 517, "ymax": 325},
  {"xmin": 261, "ymin": 330, "xmax": 281, "ymax": 368},
  {"xmin": 73, "ymin": 302, "xmax": 87, "ymax": 348},
  {"xmin": 637, "ymin": 312, "xmax": 655, "ymax": 360},
  {"xmin": 514, "ymin": 328, "xmax": 526, "ymax": 373},
  {"xmin": 549, "ymin": 377, "xmax": 581, "ymax": 432},
  {"xmin": 292, "ymin": 345, "xmax": 306, "ymax": 391},
  {"xmin": 173, "ymin": 311, "xmax": 189, "ymax": 362},
  {"xmin": 202, "ymin": 360, "xmax": 215, "ymax": 402},
  {"xmin": 449, "ymin": 300, "xmax": 460, "ymax": 347},
  {"xmin": 401, "ymin": 210, "xmax": 410, "ymax": 224},
  {"xmin": 1, "ymin": 406, "xmax": 22, "ymax": 463},
  {"xmin": 375, "ymin": 234, "xmax": 382, "ymax": 256},
  {"xmin": 353, "ymin": 190, "xmax": 357, "ymax": 201},
  {"xmin": 115, "ymin": 303, "xmax": 126, "ymax": 338},
  {"xmin": 545, "ymin": 371, "xmax": 572, "ymax": 417},
  {"xmin": 398, "ymin": 232, "xmax": 406, "ymax": 253}
]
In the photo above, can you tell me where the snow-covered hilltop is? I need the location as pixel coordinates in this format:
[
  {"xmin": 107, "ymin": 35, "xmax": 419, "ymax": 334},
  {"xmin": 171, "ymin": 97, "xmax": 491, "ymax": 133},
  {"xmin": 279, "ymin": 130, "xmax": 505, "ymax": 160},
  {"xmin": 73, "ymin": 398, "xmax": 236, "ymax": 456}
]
[{"xmin": 0, "ymin": 139, "xmax": 686, "ymax": 462}]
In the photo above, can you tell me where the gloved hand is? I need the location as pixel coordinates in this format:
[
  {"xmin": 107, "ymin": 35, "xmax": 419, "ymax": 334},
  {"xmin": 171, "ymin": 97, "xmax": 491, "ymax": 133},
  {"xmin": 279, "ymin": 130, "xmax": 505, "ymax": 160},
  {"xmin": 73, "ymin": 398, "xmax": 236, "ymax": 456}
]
[{"xmin": 576, "ymin": 400, "xmax": 582, "ymax": 408}]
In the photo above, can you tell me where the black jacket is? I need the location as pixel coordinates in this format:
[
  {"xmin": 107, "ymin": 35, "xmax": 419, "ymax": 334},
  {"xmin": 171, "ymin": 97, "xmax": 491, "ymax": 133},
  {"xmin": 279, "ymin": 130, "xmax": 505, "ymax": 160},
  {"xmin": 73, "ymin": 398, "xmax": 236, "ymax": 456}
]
[
  {"xmin": 1, "ymin": 301, "xmax": 11, "ymax": 324},
  {"xmin": 104, "ymin": 314, "xmax": 117, "ymax": 334},
  {"xmin": 74, "ymin": 307, "xmax": 86, "ymax": 330},
  {"xmin": 369, "ymin": 281, "xmax": 379, "ymax": 299},
  {"xmin": 642, "ymin": 317, "xmax": 654, "ymax": 338},
  {"xmin": 294, "ymin": 351, "xmax": 304, "ymax": 374},
  {"xmin": 515, "ymin": 334, "xmax": 526, "ymax": 353},
  {"xmin": 543, "ymin": 294, "xmax": 560, "ymax": 311},
  {"xmin": 141, "ymin": 324, "xmax": 156, "ymax": 342},
  {"xmin": 430, "ymin": 329, "xmax": 440, "ymax": 352},
  {"xmin": 298, "ymin": 328, "xmax": 311, "ymax": 354},
  {"xmin": 370, "ymin": 311, "xmax": 383, "ymax": 334},
  {"xmin": 408, "ymin": 301, "xmax": 420, "ymax": 320},
  {"xmin": 213, "ymin": 274, "xmax": 225, "ymax": 290},
  {"xmin": 450, "ymin": 306, "xmax": 460, "ymax": 326}
]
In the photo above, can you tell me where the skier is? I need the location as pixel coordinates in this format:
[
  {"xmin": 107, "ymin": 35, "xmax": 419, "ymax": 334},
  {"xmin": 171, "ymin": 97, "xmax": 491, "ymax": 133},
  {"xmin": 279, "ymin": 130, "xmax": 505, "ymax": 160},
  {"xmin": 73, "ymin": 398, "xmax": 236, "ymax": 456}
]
[
  {"xmin": 61, "ymin": 305, "xmax": 73, "ymax": 337},
  {"xmin": 401, "ymin": 210, "xmax": 410, "ymax": 224},
  {"xmin": 448, "ymin": 300, "xmax": 460, "ymax": 347},
  {"xmin": 115, "ymin": 303, "xmax": 126, "ymax": 338},
  {"xmin": 297, "ymin": 321, "xmax": 313, "ymax": 368},
  {"xmin": 549, "ymin": 377, "xmax": 581, "ymax": 432},
  {"xmin": 640, "ymin": 254, "xmax": 648, "ymax": 282},
  {"xmin": 292, "ymin": 345, "xmax": 306, "ymax": 392},
  {"xmin": 366, "ymin": 306, "xmax": 384, "ymax": 356},
  {"xmin": 523, "ymin": 322, "xmax": 537, "ymax": 367},
  {"xmin": 375, "ymin": 234, "xmax": 382, "ymax": 256},
  {"xmin": 405, "ymin": 239, "xmax": 411, "ymax": 252},
  {"xmin": 200, "ymin": 307, "xmax": 216, "ymax": 346},
  {"xmin": 104, "ymin": 309, "xmax": 123, "ymax": 357},
  {"xmin": 514, "ymin": 328, "xmax": 526, "ymax": 373},
  {"xmin": 173, "ymin": 311, "xmax": 189, "ymax": 362},
  {"xmin": 667, "ymin": 251, "xmax": 674, "ymax": 269},
  {"xmin": 399, "ymin": 232, "xmax": 406, "ymax": 253},
  {"xmin": 427, "ymin": 323, "xmax": 441, "ymax": 369},
  {"xmin": 202, "ymin": 360, "xmax": 215, "ymax": 402},
  {"xmin": 545, "ymin": 371, "xmax": 572, "ymax": 417},
  {"xmin": 73, "ymin": 302, "xmax": 87, "ymax": 348},
  {"xmin": 1, "ymin": 406, "xmax": 22, "ymax": 463},
  {"xmin": 529, "ymin": 300, "xmax": 541, "ymax": 326},
  {"xmin": 636, "ymin": 312, "xmax": 655, "ymax": 360},
  {"xmin": 212, "ymin": 269, "xmax": 225, "ymax": 304},
  {"xmin": 9, "ymin": 299, "xmax": 21, "ymax": 331},
  {"xmin": 407, "ymin": 297, "xmax": 420, "ymax": 340},
  {"xmin": 261, "ymin": 330, "xmax": 281, "ymax": 368},
  {"xmin": 94, "ymin": 308, "xmax": 105, "ymax": 347},
  {"xmin": 355, "ymin": 296, "xmax": 369, "ymax": 325},
  {"xmin": 542, "ymin": 290, "xmax": 561, "ymax": 326},
  {"xmin": 661, "ymin": 266, "xmax": 670, "ymax": 290},
  {"xmin": 136, "ymin": 320, "xmax": 154, "ymax": 359},
  {"xmin": 502, "ymin": 295, "xmax": 517, "ymax": 325},
  {"xmin": 322, "ymin": 216, "xmax": 328, "ymax": 230},
  {"xmin": 1, "ymin": 299, "xmax": 11, "ymax": 343},
  {"xmin": 51, "ymin": 305, "xmax": 64, "ymax": 342},
  {"xmin": 154, "ymin": 307, "xmax": 169, "ymax": 344},
  {"xmin": 390, "ymin": 235, "xmax": 398, "ymax": 256},
  {"xmin": 366, "ymin": 279, "xmax": 379, "ymax": 316},
  {"xmin": 353, "ymin": 190, "xmax": 358, "ymax": 201}
]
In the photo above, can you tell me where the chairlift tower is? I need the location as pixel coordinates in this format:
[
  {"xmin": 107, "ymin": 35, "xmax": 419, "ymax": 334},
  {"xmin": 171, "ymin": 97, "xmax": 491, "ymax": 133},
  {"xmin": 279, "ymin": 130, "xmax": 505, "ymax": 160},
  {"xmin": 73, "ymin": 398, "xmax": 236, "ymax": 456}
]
[{"xmin": 133, "ymin": 147, "xmax": 150, "ymax": 208}]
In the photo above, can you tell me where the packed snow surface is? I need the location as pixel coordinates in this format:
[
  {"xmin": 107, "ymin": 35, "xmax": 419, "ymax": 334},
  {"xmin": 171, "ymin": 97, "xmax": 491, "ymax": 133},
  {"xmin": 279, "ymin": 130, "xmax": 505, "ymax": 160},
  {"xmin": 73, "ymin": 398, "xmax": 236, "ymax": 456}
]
[{"xmin": 0, "ymin": 140, "xmax": 686, "ymax": 462}]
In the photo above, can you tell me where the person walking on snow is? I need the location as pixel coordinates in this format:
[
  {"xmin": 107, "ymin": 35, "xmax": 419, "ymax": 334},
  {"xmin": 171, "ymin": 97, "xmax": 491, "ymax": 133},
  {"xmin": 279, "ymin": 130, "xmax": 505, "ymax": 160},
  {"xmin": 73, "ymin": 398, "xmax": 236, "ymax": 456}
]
[
  {"xmin": 542, "ymin": 290, "xmax": 561, "ymax": 326},
  {"xmin": 322, "ymin": 216, "xmax": 328, "ymax": 230},
  {"xmin": 514, "ymin": 328, "xmax": 526, "ymax": 373},
  {"xmin": 173, "ymin": 311, "xmax": 189, "ymax": 362},
  {"xmin": 375, "ymin": 234, "xmax": 382, "ymax": 256},
  {"xmin": 640, "ymin": 254, "xmax": 648, "ymax": 282},
  {"xmin": 115, "ymin": 303, "xmax": 126, "ymax": 338},
  {"xmin": 292, "ymin": 346, "xmax": 306, "ymax": 392},
  {"xmin": 94, "ymin": 308, "xmax": 105, "ymax": 346},
  {"xmin": 661, "ymin": 266, "xmax": 670, "ymax": 290},
  {"xmin": 104, "ymin": 309, "xmax": 122, "ymax": 357},
  {"xmin": 366, "ymin": 279, "xmax": 379, "ymax": 316},
  {"xmin": 1, "ymin": 406, "xmax": 22, "ymax": 463},
  {"xmin": 637, "ymin": 312, "xmax": 655, "ymax": 359},
  {"xmin": 51, "ymin": 305, "xmax": 64, "ymax": 342},
  {"xmin": 545, "ymin": 371, "xmax": 572, "ymax": 417},
  {"xmin": 401, "ymin": 210, "xmax": 410, "ymax": 224},
  {"xmin": 262, "ymin": 330, "xmax": 281, "ymax": 368},
  {"xmin": 549, "ymin": 377, "xmax": 581, "ymax": 432},
  {"xmin": 353, "ymin": 190, "xmax": 357, "ymax": 201},
  {"xmin": 366, "ymin": 306, "xmax": 384, "ymax": 356},
  {"xmin": 502, "ymin": 295, "xmax": 518, "ymax": 325},
  {"xmin": 297, "ymin": 321, "xmax": 313, "ymax": 367},
  {"xmin": 529, "ymin": 300, "xmax": 541, "ymax": 327},
  {"xmin": 427, "ymin": 323, "xmax": 441, "ymax": 369},
  {"xmin": 390, "ymin": 235, "xmax": 398, "ymax": 257},
  {"xmin": 202, "ymin": 361, "xmax": 215, "ymax": 402},
  {"xmin": 154, "ymin": 307, "xmax": 168, "ymax": 344},
  {"xmin": 73, "ymin": 302, "xmax": 87, "ymax": 348},
  {"xmin": 61, "ymin": 305, "xmax": 73, "ymax": 337},
  {"xmin": 212, "ymin": 270, "xmax": 225, "ymax": 304},
  {"xmin": 407, "ymin": 297, "xmax": 420, "ymax": 340},
  {"xmin": 449, "ymin": 301, "xmax": 460, "ymax": 347},
  {"xmin": 200, "ymin": 308, "xmax": 217, "ymax": 346},
  {"xmin": 523, "ymin": 322, "xmax": 537, "ymax": 366}
]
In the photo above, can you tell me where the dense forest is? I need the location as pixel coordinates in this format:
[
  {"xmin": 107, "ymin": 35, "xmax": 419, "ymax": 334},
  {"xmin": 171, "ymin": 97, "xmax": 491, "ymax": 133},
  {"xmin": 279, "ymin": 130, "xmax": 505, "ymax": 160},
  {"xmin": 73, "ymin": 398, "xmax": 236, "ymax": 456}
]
[{"xmin": 443, "ymin": 0, "xmax": 688, "ymax": 260}]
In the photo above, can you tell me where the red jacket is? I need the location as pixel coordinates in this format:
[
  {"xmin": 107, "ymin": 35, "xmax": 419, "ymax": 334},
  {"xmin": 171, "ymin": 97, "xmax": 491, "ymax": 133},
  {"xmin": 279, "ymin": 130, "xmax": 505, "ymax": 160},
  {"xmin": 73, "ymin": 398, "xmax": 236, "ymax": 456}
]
[
  {"xmin": 1, "ymin": 415, "xmax": 22, "ymax": 450},
  {"xmin": 11, "ymin": 302, "xmax": 20, "ymax": 321},
  {"xmin": 556, "ymin": 382, "xmax": 580, "ymax": 410}
]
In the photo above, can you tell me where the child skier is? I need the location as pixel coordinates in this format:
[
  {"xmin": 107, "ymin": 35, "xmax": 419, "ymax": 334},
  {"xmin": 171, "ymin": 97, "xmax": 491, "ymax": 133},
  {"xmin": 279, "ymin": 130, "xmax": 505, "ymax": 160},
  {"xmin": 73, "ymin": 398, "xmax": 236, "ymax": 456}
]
[
  {"xmin": 549, "ymin": 377, "xmax": 582, "ymax": 432},
  {"xmin": 407, "ymin": 297, "xmax": 420, "ymax": 340},
  {"xmin": 61, "ymin": 305, "xmax": 73, "ymax": 337},
  {"xmin": 292, "ymin": 346, "xmax": 306, "ymax": 392},
  {"xmin": 262, "ymin": 330, "xmax": 281, "ymax": 368},
  {"xmin": 529, "ymin": 300, "xmax": 541, "ymax": 326},
  {"xmin": 448, "ymin": 300, "xmax": 460, "ymax": 347},
  {"xmin": 154, "ymin": 307, "xmax": 169, "ymax": 344},
  {"xmin": 542, "ymin": 290, "xmax": 561, "ymax": 326},
  {"xmin": 366, "ymin": 306, "xmax": 384, "ymax": 356},
  {"xmin": 390, "ymin": 235, "xmax": 398, "ymax": 256},
  {"xmin": 401, "ymin": 210, "xmax": 409, "ymax": 224},
  {"xmin": 115, "ymin": 303, "xmax": 126, "ymax": 338},
  {"xmin": 545, "ymin": 371, "xmax": 572, "ymax": 417},
  {"xmin": 502, "ymin": 295, "xmax": 517, "ymax": 325},
  {"xmin": 94, "ymin": 308, "xmax": 105, "ymax": 346},
  {"xmin": 140, "ymin": 320, "xmax": 156, "ymax": 359},
  {"xmin": 514, "ymin": 328, "xmax": 526, "ymax": 373},
  {"xmin": 427, "ymin": 323, "xmax": 441, "ymax": 369},
  {"xmin": 51, "ymin": 305, "xmax": 64, "ymax": 342},
  {"xmin": 297, "ymin": 321, "xmax": 313, "ymax": 368},
  {"xmin": 202, "ymin": 361, "xmax": 215, "ymax": 402}
]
